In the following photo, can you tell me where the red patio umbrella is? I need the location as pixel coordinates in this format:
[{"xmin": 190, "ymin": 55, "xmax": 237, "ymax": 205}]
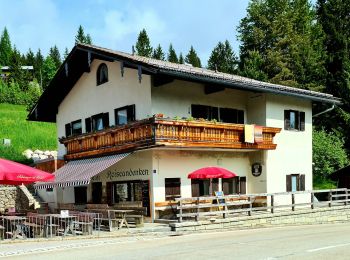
[
  {"xmin": 188, "ymin": 166, "xmax": 237, "ymax": 179},
  {"xmin": 0, "ymin": 158, "xmax": 55, "ymax": 185}
]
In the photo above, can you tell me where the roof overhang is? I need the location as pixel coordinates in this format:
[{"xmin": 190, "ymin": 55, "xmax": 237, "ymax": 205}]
[{"xmin": 28, "ymin": 44, "xmax": 342, "ymax": 123}]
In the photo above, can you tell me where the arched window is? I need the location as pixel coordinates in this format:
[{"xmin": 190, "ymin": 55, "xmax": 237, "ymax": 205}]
[{"xmin": 96, "ymin": 63, "xmax": 108, "ymax": 85}]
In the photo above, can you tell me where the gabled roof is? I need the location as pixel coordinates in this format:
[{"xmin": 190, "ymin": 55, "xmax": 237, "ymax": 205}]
[{"xmin": 28, "ymin": 43, "xmax": 341, "ymax": 122}]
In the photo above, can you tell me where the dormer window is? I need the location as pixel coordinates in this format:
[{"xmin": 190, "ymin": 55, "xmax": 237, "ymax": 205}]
[{"xmin": 97, "ymin": 63, "xmax": 108, "ymax": 85}]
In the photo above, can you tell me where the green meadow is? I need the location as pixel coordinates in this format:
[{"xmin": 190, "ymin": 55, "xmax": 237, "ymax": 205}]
[{"xmin": 0, "ymin": 103, "xmax": 57, "ymax": 163}]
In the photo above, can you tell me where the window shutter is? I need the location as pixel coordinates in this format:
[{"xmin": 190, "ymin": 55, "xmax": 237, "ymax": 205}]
[
  {"xmin": 102, "ymin": 113, "xmax": 109, "ymax": 128},
  {"xmin": 284, "ymin": 110, "xmax": 290, "ymax": 130},
  {"xmin": 300, "ymin": 174, "xmax": 305, "ymax": 191},
  {"xmin": 85, "ymin": 118, "xmax": 92, "ymax": 133},
  {"xmin": 127, "ymin": 105, "xmax": 136, "ymax": 122},
  {"xmin": 222, "ymin": 179, "xmax": 229, "ymax": 195},
  {"xmin": 239, "ymin": 177, "xmax": 247, "ymax": 194},
  {"xmin": 286, "ymin": 175, "xmax": 292, "ymax": 192},
  {"xmin": 300, "ymin": 112, "xmax": 305, "ymax": 131},
  {"xmin": 191, "ymin": 180, "xmax": 200, "ymax": 197},
  {"xmin": 236, "ymin": 177, "xmax": 240, "ymax": 194},
  {"xmin": 237, "ymin": 110, "xmax": 244, "ymax": 124},
  {"xmin": 65, "ymin": 123, "xmax": 72, "ymax": 137}
]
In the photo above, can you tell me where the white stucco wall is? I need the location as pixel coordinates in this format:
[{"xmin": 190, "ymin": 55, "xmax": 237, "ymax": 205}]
[
  {"xmin": 264, "ymin": 94, "xmax": 312, "ymax": 204},
  {"xmin": 151, "ymin": 80, "xmax": 249, "ymax": 120},
  {"xmin": 152, "ymin": 149, "xmax": 253, "ymax": 202},
  {"xmin": 56, "ymin": 60, "xmax": 152, "ymax": 157}
]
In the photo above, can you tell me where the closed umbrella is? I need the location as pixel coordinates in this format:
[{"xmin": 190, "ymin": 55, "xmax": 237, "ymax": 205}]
[{"xmin": 0, "ymin": 158, "xmax": 55, "ymax": 185}]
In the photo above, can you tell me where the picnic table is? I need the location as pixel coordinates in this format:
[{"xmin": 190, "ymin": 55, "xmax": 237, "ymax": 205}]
[
  {"xmin": 108, "ymin": 210, "xmax": 134, "ymax": 231},
  {"xmin": 1, "ymin": 216, "xmax": 27, "ymax": 239}
]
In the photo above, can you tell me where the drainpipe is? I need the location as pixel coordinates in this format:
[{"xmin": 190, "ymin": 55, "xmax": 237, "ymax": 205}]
[{"xmin": 312, "ymin": 104, "xmax": 336, "ymax": 118}]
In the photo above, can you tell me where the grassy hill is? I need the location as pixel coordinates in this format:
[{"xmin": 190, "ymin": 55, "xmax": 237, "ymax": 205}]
[{"xmin": 0, "ymin": 103, "xmax": 57, "ymax": 163}]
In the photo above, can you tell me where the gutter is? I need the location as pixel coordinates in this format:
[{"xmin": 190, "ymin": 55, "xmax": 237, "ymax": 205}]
[{"xmin": 312, "ymin": 104, "xmax": 336, "ymax": 118}]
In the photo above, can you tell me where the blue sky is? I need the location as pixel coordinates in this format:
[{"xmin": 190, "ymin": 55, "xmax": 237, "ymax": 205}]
[{"xmin": 0, "ymin": 0, "xmax": 249, "ymax": 65}]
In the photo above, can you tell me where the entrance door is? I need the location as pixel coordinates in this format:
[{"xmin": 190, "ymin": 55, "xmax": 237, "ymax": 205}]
[
  {"xmin": 92, "ymin": 182, "xmax": 102, "ymax": 203},
  {"xmin": 74, "ymin": 186, "xmax": 87, "ymax": 204},
  {"xmin": 142, "ymin": 180, "xmax": 151, "ymax": 216}
]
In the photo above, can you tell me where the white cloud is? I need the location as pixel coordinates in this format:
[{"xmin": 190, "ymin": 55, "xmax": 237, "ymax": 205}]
[{"xmin": 92, "ymin": 8, "xmax": 166, "ymax": 52}]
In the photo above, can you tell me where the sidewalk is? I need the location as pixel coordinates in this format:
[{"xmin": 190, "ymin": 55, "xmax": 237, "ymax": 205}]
[{"xmin": 0, "ymin": 223, "xmax": 173, "ymax": 257}]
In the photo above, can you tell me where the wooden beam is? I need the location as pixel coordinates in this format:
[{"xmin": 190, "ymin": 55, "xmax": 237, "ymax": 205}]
[
  {"xmin": 204, "ymin": 85, "xmax": 225, "ymax": 95},
  {"xmin": 152, "ymin": 75, "xmax": 175, "ymax": 87}
]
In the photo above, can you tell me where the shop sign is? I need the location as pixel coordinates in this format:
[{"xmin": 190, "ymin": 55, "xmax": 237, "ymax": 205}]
[{"xmin": 106, "ymin": 168, "xmax": 149, "ymax": 180}]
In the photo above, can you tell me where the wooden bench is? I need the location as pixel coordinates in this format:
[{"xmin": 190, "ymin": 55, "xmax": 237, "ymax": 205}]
[
  {"xmin": 112, "ymin": 206, "xmax": 147, "ymax": 227},
  {"xmin": 69, "ymin": 211, "xmax": 95, "ymax": 235},
  {"xmin": 24, "ymin": 213, "xmax": 47, "ymax": 237}
]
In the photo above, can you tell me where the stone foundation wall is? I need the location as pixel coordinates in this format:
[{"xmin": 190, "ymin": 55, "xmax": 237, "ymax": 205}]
[
  {"xmin": 170, "ymin": 206, "xmax": 350, "ymax": 232},
  {"xmin": 0, "ymin": 186, "xmax": 31, "ymax": 213}
]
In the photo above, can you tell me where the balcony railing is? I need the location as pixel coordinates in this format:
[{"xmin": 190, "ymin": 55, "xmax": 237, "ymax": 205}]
[{"xmin": 60, "ymin": 117, "xmax": 281, "ymax": 160}]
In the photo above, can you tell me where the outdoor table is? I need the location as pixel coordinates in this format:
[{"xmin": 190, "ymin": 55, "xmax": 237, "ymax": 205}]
[
  {"xmin": 1, "ymin": 216, "xmax": 27, "ymax": 239},
  {"xmin": 107, "ymin": 210, "xmax": 134, "ymax": 230},
  {"xmin": 49, "ymin": 214, "xmax": 78, "ymax": 236}
]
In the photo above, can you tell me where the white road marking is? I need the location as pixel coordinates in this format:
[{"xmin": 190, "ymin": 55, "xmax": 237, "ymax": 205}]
[{"xmin": 307, "ymin": 242, "xmax": 350, "ymax": 253}]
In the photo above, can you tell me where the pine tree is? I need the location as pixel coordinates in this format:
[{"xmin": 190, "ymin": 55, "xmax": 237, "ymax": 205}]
[
  {"xmin": 75, "ymin": 25, "xmax": 92, "ymax": 44},
  {"xmin": 239, "ymin": 50, "xmax": 268, "ymax": 81},
  {"xmin": 0, "ymin": 27, "xmax": 12, "ymax": 66},
  {"xmin": 49, "ymin": 45, "xmax": 61, "ymax": 70},
  {"xmin": 8, "ymin": 46, "xmax": 26, "ymax": 89},
  {"xmin": 63, "ymin": 47, "xmax": 69, "ymax": 60},
  {"xmin": 167, "ymin": 44, "xmax": 178, "ymax": 63},
  {"xmin": 152, "ymin": 44, "xmax": 165, "ymax": 60},
  {"xmin": 85, "ymin": 34, "xmax": 92, "ymax": 44},
  {"xmin": 315, "ymin": 0, "xmax": 350, "ymax": 149},
  {"xmin": 25, "ymin": 49, "xmax": 35, "ymax": 66},
  {"xmin": 179, "ymin": 53, "xmax": 184, "ymax": 64},
  {"xmin": 185, "ymin": 46, "xmax": 202, "ymax": 68},
  {"xmin": 42, "ymin": 56, "xmax": 56, "ymax": 90},
  {"xmin": 135, "ymin": 29, "xmax": 153, "ymax": 57},
  {"xmin": 75, "ymin": 25, "xmax": 85, "ymax": 44},
  {"xmin": 207, "ymin": 40, "xmax": 238, "ymax": 73},
  {"xmin": 34, "ymin": 49, "xmax": 44, "ymax": 86},
  {"xmin": 238, "ymin": 0, "xmax": 326, "ymax": 89}
]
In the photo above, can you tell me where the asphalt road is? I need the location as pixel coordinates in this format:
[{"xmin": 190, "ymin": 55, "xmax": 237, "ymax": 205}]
[{"xmin": 2, "ymin": 223, "xmax": 350, "ymax": 259}]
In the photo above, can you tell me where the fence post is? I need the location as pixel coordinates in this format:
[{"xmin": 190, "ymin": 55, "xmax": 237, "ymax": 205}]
[
  {"xmin": 271, "ymin": 195, "xmax": 274, "ymax": 214},
  {"xmin": 328, "ymin": 191, "xmax": 332, "ymax": 207},
  {"xmin": 311, "ymin": 192, "xmax": 314, "ymax": 210},
  {"xmin": 248, "ymin": 196, "xmax": 252, "ymax": 216},
  {"xmin": 345, "ymin": 190, "xmax": 348, "ymax": 206},
  {"xmin": 179, "ymin": 200, "xmax": 183, "ymax": 223},
  {"xmin": 195, "ymin": 197, "xmax": 199, "ymax": 222},
  {"xmin": 292, "ymin": 193, "xmax": 295, "ymax": 211}
]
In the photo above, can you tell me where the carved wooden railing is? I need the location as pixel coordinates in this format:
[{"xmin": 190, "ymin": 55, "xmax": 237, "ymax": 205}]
[{"xmin": 60, "ymin": 117, "xmax": 281, "ymax": 160}]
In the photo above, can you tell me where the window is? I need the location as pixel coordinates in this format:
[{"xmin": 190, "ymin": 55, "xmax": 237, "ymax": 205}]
[
  {"xmin": 165, "ymin": 178, "xmax": 181, "ymax": 201},
  {"xmin": 85, "ymin": 113, "xmax": 109, "ymax": 133},
  {"xmin": 222, "ymin": 177, "xmax": 246, "ymax": 194},
  {"xmin": 74, "ymin": 186, "xmax": 87, "ymax": 204},
  {"xmin": 284, "ymin": 110, "xmax": 305, "ymax": 131},
  {"xmin": 96, "ymin": 63, "xmax": 108, "ymax": 85},
  {"xmin": 191, "ymin": 179, "xmax": 210, "ymax": 197},
  {"xmin": 71, "ymin": 120, "xmax": 82, "ymax": 135},
  {"xmin": 115, "ymin": 105, "xmax": 135, "ymax": 125},
  {"xmin": 191, "ymin": 104, "xmax": 244, "ymax": 123},
  {"xmin": 286, "ymin": 174, "xmax": 305, "ymax": 192},
  {"xmin": 65, "ymin": 119, "xmax": 82, "ymax": 137},
  {"xmin": 219, "ymin": 108, "xmax": 244, "ymax": 124}
]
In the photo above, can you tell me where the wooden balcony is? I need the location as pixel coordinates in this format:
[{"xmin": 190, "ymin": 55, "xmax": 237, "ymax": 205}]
[{"xmin": 60, "ymin": 117, "xmax": 281, "ymax": 160}]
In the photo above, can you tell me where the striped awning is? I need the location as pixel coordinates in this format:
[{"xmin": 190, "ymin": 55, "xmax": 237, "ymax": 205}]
[{"xmin": 34, "ymin": 153, "xmax": 130, "ymax": 189}]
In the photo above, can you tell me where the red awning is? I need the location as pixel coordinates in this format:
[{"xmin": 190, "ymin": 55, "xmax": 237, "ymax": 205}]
[
  {"xmin": 0, "ymin": 158, "xmax": 54, "ymax": 185},
  {"xmin": 188, "ymin": 167, "xmax": 237, "ymax": 179}
]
